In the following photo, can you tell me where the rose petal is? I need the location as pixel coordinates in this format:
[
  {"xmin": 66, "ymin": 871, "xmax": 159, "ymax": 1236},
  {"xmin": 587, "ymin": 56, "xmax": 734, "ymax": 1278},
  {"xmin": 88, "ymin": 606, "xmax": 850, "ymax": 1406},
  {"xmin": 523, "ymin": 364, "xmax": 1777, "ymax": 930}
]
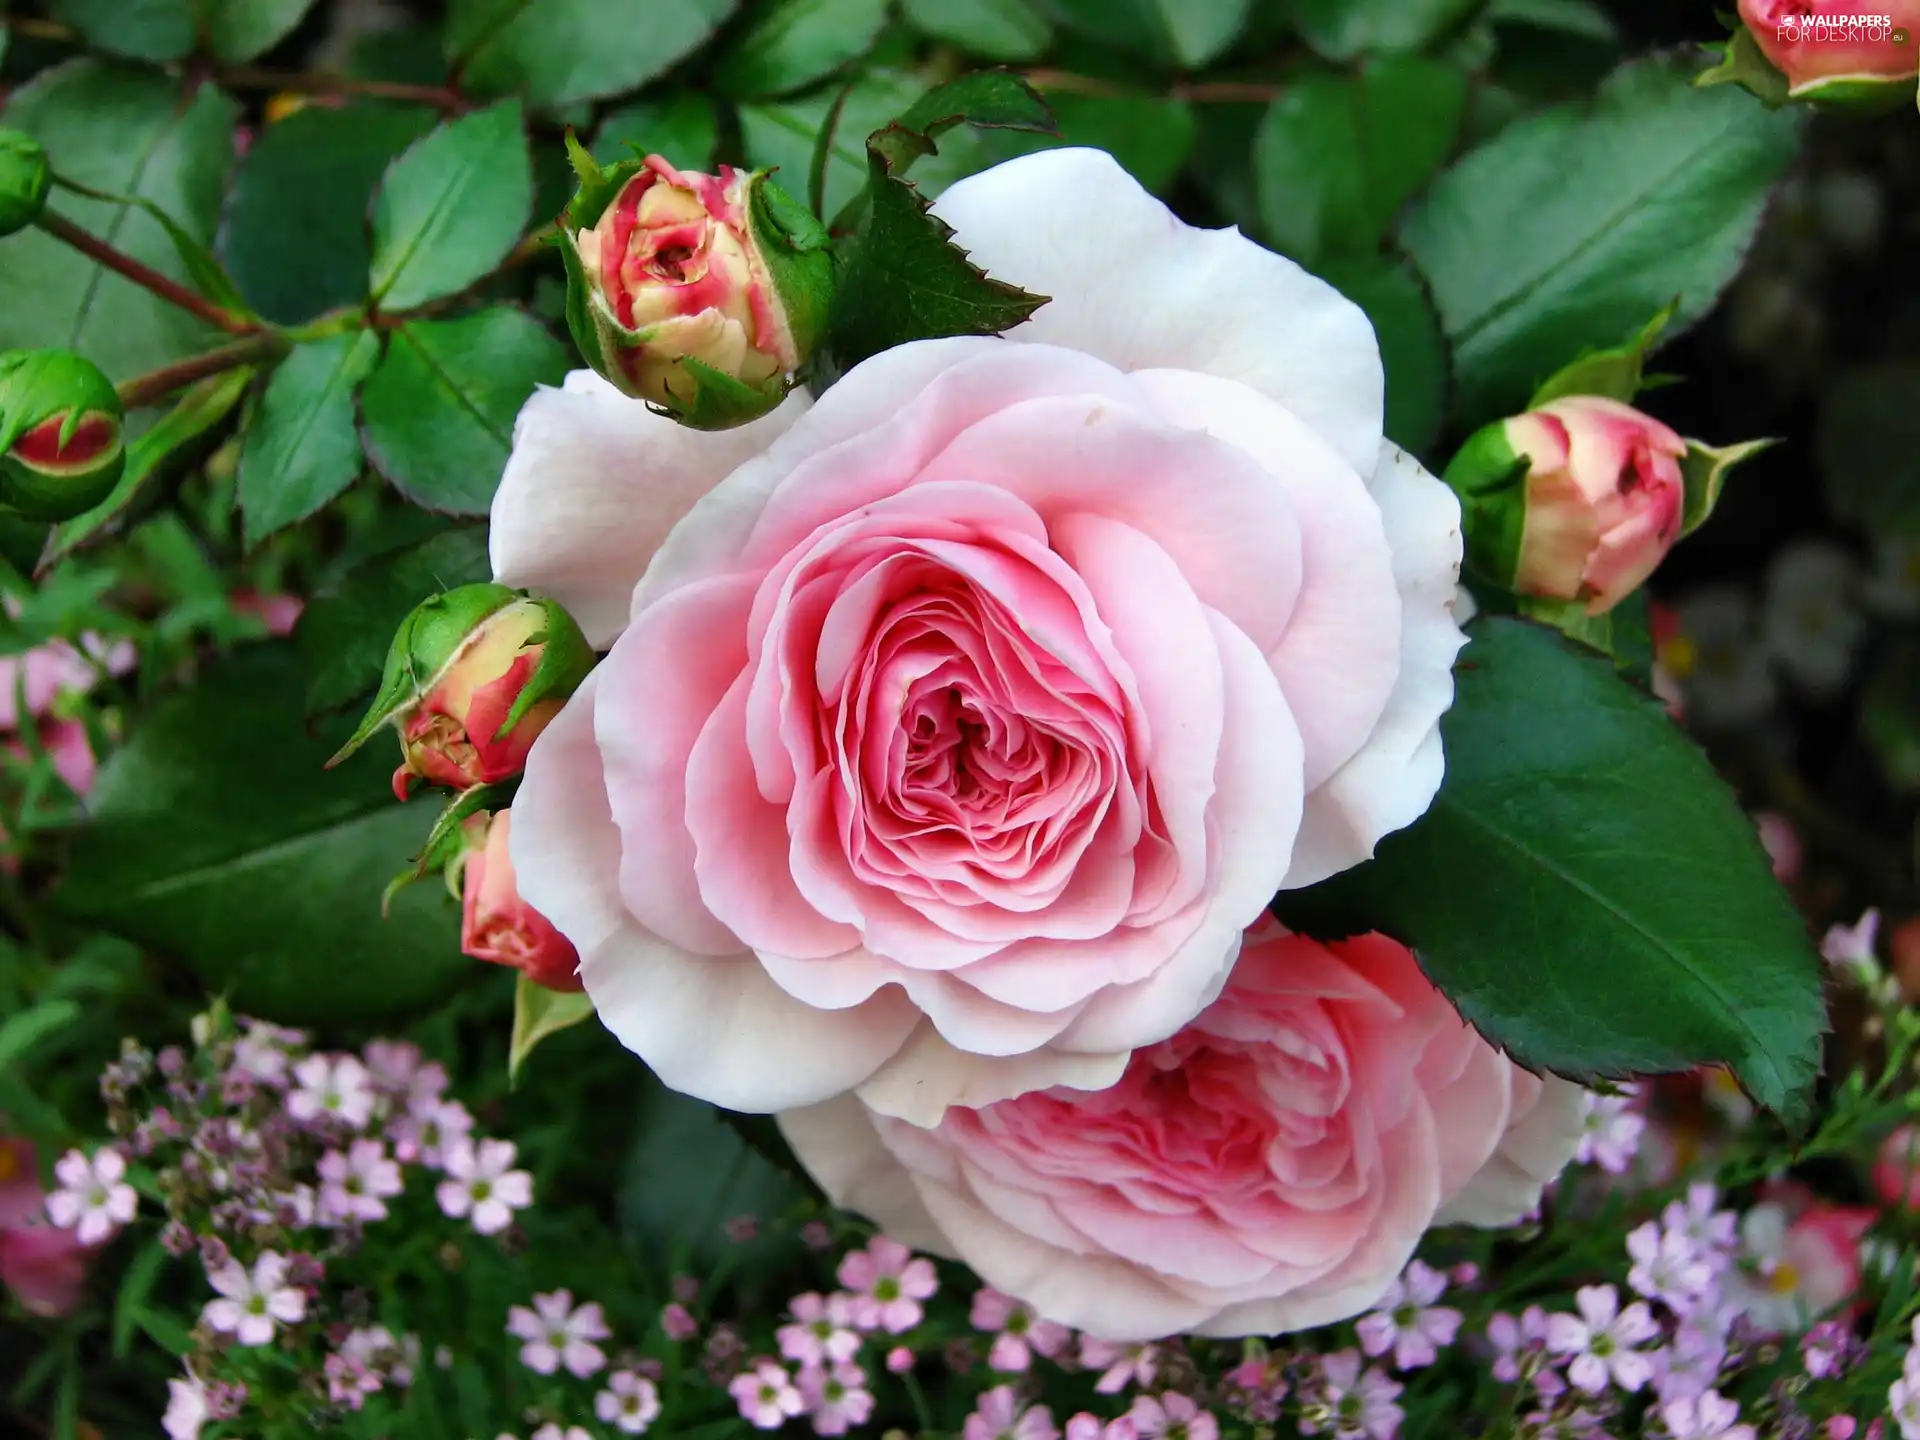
[{"xmin": 776, "ymin": 1096, "xmax": 953, "ymax": 1253}]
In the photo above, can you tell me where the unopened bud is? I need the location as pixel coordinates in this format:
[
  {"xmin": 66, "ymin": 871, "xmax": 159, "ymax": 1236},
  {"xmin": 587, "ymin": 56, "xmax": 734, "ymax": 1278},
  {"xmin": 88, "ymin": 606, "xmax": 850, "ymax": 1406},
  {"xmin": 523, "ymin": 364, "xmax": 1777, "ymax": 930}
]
[
  {"xmin": 0, "ymin": 130, "xmax": 50, "ymax": 237},
  {"xmin": 1734, "ymin": 0, "xmax": 1920, "ymax": 107},
  {"xmin": 0, "ymin": 350, "xmax": 125, "ymax": 521},
  {"xmin": 454, "ymin": 809, "xmax": 581, "ymax": 992}
]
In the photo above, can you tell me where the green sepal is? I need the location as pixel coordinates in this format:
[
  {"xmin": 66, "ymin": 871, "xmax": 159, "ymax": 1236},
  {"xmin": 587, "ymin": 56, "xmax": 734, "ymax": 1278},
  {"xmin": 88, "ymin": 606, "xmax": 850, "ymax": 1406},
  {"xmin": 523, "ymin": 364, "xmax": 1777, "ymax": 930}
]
[
  {"xmin": 1695, "ymin": 28, "xmax": 1791, "ymax": 106},
  {"xmin": 1681, "ymin": 435, "xmax": 1774, "ymax": 536},
  {"xmin": 508, "ymin": 974, "xmax": 598, "ymax": 1087},
  {"xmin": 561, "ymin": 130, "xmax": 646, "ymax": 231},
  {"xmin": 749, "ymin": 170, "xmax": 834, "ymax": 367},
  {"xmin": 1528, "ymin": 303, "xmax": 1677, "ymax": 409},
  {"xmin": 0, "ymin": 128, "xmax": 51, "ymax": 236},
  {"xmin": 325, "ymin": 581, "xmax": 520, "ymax": 769},
  {"xmin": 381, "ymin": 779, "xmax": 518, "ymax": 916},
  {"xmin": 1786, "ymin": 71, "xmax": 1918, "ymax": 111},
  {"xmin": 660, "ymin": 357, "xmax": 789, "ymax": 431},
  {"xmin": 0, "ymin": 349, "xmax": 126, "ymax": 521},
  {"xmin": 498, "ymin": 599, "xmax": 595, "ymax": 737},
  {"xmin": 1441, "ymin": 420, "xmax": 1531, "ymax": 591}
]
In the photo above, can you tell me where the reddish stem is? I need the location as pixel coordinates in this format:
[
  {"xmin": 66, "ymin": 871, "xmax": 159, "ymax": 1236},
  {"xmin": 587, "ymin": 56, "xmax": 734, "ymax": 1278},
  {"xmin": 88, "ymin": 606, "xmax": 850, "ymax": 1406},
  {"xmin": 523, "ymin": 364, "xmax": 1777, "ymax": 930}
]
[{"xmin": 35, "ymin": 209, "xmax": 261, "ymax": 336}]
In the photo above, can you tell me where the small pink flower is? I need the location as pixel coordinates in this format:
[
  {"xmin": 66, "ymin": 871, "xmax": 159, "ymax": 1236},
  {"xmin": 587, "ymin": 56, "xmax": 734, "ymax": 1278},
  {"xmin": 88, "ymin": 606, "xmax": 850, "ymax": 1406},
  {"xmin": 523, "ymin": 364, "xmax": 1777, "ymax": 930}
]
[
  {"xmin": 506, "ymin": 1289, "xmax": 611, "ymax": 1377},
  {"xmin": 1828, "ymin": 1420, "xmax": 1858, "ymax": 1440},
  {"xmin": 1128, "ymin": 1392, "xmax": 1219, "ymax": 1440},
  {"xmin": 436, "ymin": 1138, "xmax": 532, "ymax": 1235},
  {"xmin": 1627, "ymin": 1221, "xmax": 1714, "ymax": 1313},
  {"xmin": 800, "ymin": 1359, "xmax": 875, "ymax": 1436},
  {"xmin": 965, "ymin": 1385, "xmax": 1060, "ymax": 1440},
  {"xmin": 1487, "ymin": 1306, "xmax": 1552, "ymax": 1386},
  {"xmin": 661, "ymin": 1301, "xmax": 699, "ymax": 1341},
  {"xmin": 886, "ymin": 1346, "xmax": 914, "ymax": 1374},
  {"xmin": 1547, "ymin": 1285, "xmax": 1660, "ymax": 1393},
  {"xmin": 1823, "ymin": 910, "xmax": 1882, "ymax": 983},
  {"xmin": 973, "ymin": 1287, "xmax": 1072, "ymax": 1372},
  {"xmin": 232, "ymin": 1020, "xmax": 305, "ymax": 1086},
  {"xmin": 596, "ymin": 1368, "xmax": 663, "ymax": 1434},
  {"xmin": 44, "ymin": 1147, "xmax": 137, "ymax": 1246},
  {"xmin": 285, "ymin": 1053, "xmax": 375, "ymax": 1129},
  {"xmin": 731, "ymin": 1359, "xmax": 805, "ymax": 1430},
  {"xmin": 1354, "ymin": 1261, "xmax": 1462, "ymax": 1371},
  {"xmin": 1079, "ymin": 1336, "xmax": 1160, "ymax": 1394},
  {"xmin": 325, "ymin": 1350, "xmax": 379, "ymax": 1410},
  {"xmin": 532, "ymin": 1427, "xmax": 593, "ymax": 1440},
  {"xmin": 1662, "ymin": 1389, "xmax": 1756, "ymax": 1440},
  {"xmin": 1306, "ymin": 1351, "xmax": 1402, "ymax": 1440},
  {"xmin": 1663, "ymin": 1184, "xmax": 1739, "ymax": 1265},
  {"xmin": 163, "ymin": 1372, "xmax": 208, "ymax": 1440},
  {"xmin": 837, "ymin": 1236, "xmax": 937, "ymax": 1334},
  {"xmin": 778, "ymin": 1290, "xmax": 860, "ymax": 1366},
  {"xmin": 389, "ymin": 1095, "xmax": 473, "ymax": 1169},
  {"xmin": 1575, "ymin": 1091, "xmax": 1644, "ymax": 1174},
  {"xmin": 317, "ymin": 1139, "xmax": 403, "ymax": 1224},
  {"xmin": 202, "ymin": 1251, "xmax": 306, "ymax": 1346},
  {"xmin": 1065, "ymin": 1417, "xmax": 1105, "ymax": 1440}
]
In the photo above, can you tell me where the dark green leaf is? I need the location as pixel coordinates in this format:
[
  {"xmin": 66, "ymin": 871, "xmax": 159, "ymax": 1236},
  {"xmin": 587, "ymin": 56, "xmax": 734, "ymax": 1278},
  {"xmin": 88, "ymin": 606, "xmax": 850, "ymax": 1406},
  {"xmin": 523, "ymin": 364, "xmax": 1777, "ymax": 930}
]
[
  {"xmin": 713, "ymin": 0, "xmax": 891, "ymax": 100},
  {"xmin": 203, "ymin": 0, "xmax": 322, "ymax": 62},
  {"xmin": 237, "ymin": 331, "xmax": 383, "ymax": 547},
  {"xmin": 53, "ymin": 646, "xmax": 471, "ymax": 1027},
  {"xmin": 359, "ymin": 308, "xmax": 568, "ymax": 517},
  {"xmin": 448, "ymin": 0, "xmax": 737, "ymax": 110},
  {"xmin": 370, "ymin": 101, "xmax": 532, "ymax": 313},
  {"xmin": 0, "ymin": 62, "xmax": 239, "ymax": 382},
  {"xmin": 1819, "ymin": 364, "xmax": 1920, "ymax": 537},
  {"xmin": 989, "ymin": 91, "xmax": 1196, "ymax": 195},
  {"xmin": 1318, "ymin": 254, "xmax": 1449, "ymax": 456},
  {"xmin": 1290, "ymin": 0, "xmax": 1484, "ymax": 58},
  {"xmin": 1275, "ymin": 618, "xmax": 1825, "ymax": 1118},
  {"xmin": 592, "ymin": 93, "xmax": 721, "ymax": 171},
  {"xmin": 1255, "ymin": 57, "xmax": 1469, "ymax": 265},
  {"xmin": 1398, "ymin": 59, "xmax": 1801, "ymax": 424},
  {"xmin": 44, "ymin": 0, "xmax": 194, "ymax": 61},
  {"xmin": 888, "ymin": 70, "xmax": 1057, "ymax": 150},
  {"xmin": 0, "ymin": 999, "xmax": 81, "ymax": 1069},
  {"xmin": 222, "ymin": 103, "xmax": 438, "ymax": 325},
  {"xmin": 901, "ymin": 0, "xmax": 1052, "ymax": 61},
  {"xmin": 508, "ymin": 977, "xmax": 597, "ymax": 1085},
  {"xmin": 295, "ymin": 526, "xmax": 491, "ymax": 716},
  {"xmin": 1487, "ymin": 0, "xmax": 1619, "ymax": 43},
  {"xmin": 1045, "ymin": 0, "xmax": 1249, "ymax": 67}
]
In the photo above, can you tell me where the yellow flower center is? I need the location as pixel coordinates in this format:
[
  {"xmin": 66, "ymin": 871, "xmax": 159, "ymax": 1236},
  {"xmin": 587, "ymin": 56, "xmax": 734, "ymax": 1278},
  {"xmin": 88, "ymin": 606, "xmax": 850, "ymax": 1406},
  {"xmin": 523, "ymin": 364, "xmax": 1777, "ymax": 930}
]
[
  {"xmin": 1768, "ymin": 1261, "xmax": 1802, "ymax": 1295},
  {"xmin": 1660, "ymin": 635, "xmax": 1699, "ymax": 680}
]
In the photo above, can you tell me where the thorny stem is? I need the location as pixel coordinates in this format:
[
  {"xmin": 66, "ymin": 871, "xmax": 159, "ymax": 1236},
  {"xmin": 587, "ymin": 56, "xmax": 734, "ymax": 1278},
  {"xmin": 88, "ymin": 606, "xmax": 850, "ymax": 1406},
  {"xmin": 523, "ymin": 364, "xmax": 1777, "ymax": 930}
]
[
  {"xmin": 213, "ymin": 65, "xmax": 468, "ymax": 115},
  {"xmin": 115, "ymin": 333, "xmax": 287, "ymax": 410},
  {"xmin": 34, "ymin": 209, "xmax": 262, "ymax": 337}
]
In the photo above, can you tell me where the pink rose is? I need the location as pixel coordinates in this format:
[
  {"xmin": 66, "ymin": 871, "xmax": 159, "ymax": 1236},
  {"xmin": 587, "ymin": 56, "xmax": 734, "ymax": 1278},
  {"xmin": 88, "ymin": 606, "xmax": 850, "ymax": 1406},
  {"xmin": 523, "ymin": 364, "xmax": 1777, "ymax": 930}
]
[
  {"xmin": 0, "ymin": 632, "xmax": 132, "ymax": 798},
  {"xmin": 0, "ymin": 1136, "xmax": 89, "ymax": 1317},
  {"xmin": 777, "ymin": 922, "xmax": 1587, "ymax": 1341},
  {"xmin": 1739, "ymin": 0, "xmax": 1920, "ymax": 97},
  {"xmin": 494, "ymin": 149, "xmax": 1467, "ymax": 1118},
  {"xmin": 1874, "ymin": 1124, "xmax": 1920, "ymax": 1209},
  {"xmin": 459, "ymin": 809, "xmax": 581, "ymax": 992}
]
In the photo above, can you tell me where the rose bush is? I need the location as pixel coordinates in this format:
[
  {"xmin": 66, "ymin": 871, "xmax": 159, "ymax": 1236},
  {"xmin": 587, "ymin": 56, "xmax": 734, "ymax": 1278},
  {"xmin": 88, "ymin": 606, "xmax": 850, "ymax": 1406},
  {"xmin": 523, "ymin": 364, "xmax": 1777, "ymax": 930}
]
[
  {"xmin": 493, "ymin": 148, "xmax": 1468, "ymax": 1121},
  {"xmin": 777, "ymin": 921, "xmax": 1587, "ymax": 1341}
]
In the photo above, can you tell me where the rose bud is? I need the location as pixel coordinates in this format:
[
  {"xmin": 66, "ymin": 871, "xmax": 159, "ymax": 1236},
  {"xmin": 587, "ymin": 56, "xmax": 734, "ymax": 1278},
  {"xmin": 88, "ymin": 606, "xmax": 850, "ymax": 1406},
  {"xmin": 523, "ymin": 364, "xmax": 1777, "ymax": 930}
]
[
  {"xmin": 1445, "ymin": 395, "xmax": 1688, "ymax": 616},
  {"xmin": 0, "ymin": 130, "xmax": 51, "ymax": 238},
  {"xmin": 1737, "ymin": 0, "xmax": 1920, "ymax": 106},
  {"xmin": 0, "ymin": 350, "xmax": 126, "ymax": 522},
  {"xmin": 455, "ymin": 809, "xmax": 581, "ymax": 991},
  {"xmin": 328, "ymin": 583, "xmax": 595, "ymax": 799},
  {"xmin": 559, "ymin": 140, "xmax": 833, "ymax": 429}
]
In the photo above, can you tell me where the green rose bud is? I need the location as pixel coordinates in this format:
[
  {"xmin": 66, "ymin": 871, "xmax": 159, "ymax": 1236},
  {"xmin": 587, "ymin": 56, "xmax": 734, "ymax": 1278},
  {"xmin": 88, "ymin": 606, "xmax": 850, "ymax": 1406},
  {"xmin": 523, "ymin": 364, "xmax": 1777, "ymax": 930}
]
[
  {"xmin": 0, "ymin": 349, "xmax": 126, "ymax": 522},
  {"xmin": 559, "ymin": 138, "xmax": 834, "ymax": 429},
  {"xmin": 0, "ymin": 129, "xmax": 51, "ymax": 237}
]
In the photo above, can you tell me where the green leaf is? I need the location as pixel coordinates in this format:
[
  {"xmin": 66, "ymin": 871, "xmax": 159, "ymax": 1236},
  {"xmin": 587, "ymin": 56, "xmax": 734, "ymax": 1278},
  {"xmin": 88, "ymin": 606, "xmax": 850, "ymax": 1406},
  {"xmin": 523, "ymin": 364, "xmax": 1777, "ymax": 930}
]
[
  {"xmin": 1275, "ymin": 618, "xmax": 1826, "ymax": 1118},
  {"xmin": 0, "ymin": 998, "xmax": 81, "ymax": 1069},
  {"xmin": 1318, "ymin": 254, "xmax": 1450, "ymax": 456},
  {"xmin": 508, "ymin": 976, "xmax": 597, "ymax": 1085},
  {"xmin": 448, "ymin": 0, "xmax": 737, "ymax": 110},
  {"xmin": 44, "ymin": 0, "xmax": 194, "ymax": 61},
  {"xmin": 295, "ymin": 526, "xmax": 491, "ymax": 717},
  {"xmin": 222, "ymin": 102, "xmax": 438, "ymax": 325},
  {"xmin": 592, "ymin": 93, "xmax": 721, "ymax": 171},
  {"xmin": 202, "ymin": 0, "xmax": 322, "ymax": 62},
  {"xmin": 0, "ymin": 62, "xmax": 239, "ymax": 382},
  {"xmin": 359, "ymin": 308, "xmax": 567, "ymax": 517},
  {"xmin": 1289, "ymin": 0, "xmax": 1484, "ymax": 58},
  {"xmin": 1819, "ymin": 364, "xmax": 1920, "ymax": 537},
  {"xmin": 713, "ymin": 0, "xmax": 891, "ymax": 100},
  {"xmin": 887, "ymin": 70, "xmax": 1058, "ymax": 154},
  {"xmin": 1255, "ymin": 57, "xmax": 1469, "ymax": 266},
  {"xmin": 370, "ymin": 101, "xmax": 532, "ymax": 313},
  {"xmin": 1398, "ymin": 58, "xmax": 1801, "ymax": 425},
  {"xmin": 53, "ymin": 645, "xmax": 471, "ymax": 1026},
  {"xmin": 237, "ymin": 331, "xmax": 382, "ymax": 548},
  {"xmin": 901, "ymin": 0, "xmax": 1052, "ymax": 61},
  {"xmin": 42, "ymin": 364, "xmax": 254, "ymax": 570},
  {"xmin": 1527, "ymin": 303, "xmax": 1675, "ymax": 408},
  {"xmin": 1486, "ymin": 0, "xmax": 1619, "ymax": 43},
  {"xmin": 1048, "ymin": 0, "xmax": 1248, "ymax": 68},
  {"xmin": 111, "ymin": 1242, "xmax": 171, "ymax": 1360}
]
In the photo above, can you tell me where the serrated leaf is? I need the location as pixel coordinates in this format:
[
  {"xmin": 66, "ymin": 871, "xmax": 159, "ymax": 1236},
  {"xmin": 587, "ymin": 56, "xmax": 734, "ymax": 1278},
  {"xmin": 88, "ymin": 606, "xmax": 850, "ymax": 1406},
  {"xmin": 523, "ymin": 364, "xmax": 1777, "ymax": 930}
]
[
  {"xmin": 1274, "ymin": 618, "xmax": 1826, "ymax": 1119},
  {"xmin": 1317, "ymin": 255, "xmax": 1449, "ymax": 456},
  {"xmin": 370, "ymin": 101, "xmax": 532, "ymax": 313},
  {"xmin": 448, "ymin": 0, "xmax": 737, "ymax": 109},
  {"xmin": 713, "ymin": 0, "xmax": 891, "ymax": 100},
  {"xmin": 508, "ymin": 976, "xmax": 598, "ymax": 1084},
  {"xmin": 359, "ymin": 308, "xmax": 568, "ymax": 516},
  {"xmin": 237, "ymin": 331, "xmax": 382, "ymax": 547},
  {"xmin": 900, "ymin": 0, "xmax": 1052, "ymax": 61},
  {"xmin": 1398, "ymin": 58, "xmax": 1801, "ymax": 424}
]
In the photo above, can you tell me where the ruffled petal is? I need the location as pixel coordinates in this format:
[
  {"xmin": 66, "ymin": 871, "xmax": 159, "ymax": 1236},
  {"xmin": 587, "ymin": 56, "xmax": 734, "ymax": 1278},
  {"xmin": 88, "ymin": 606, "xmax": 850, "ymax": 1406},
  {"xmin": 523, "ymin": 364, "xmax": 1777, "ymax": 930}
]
[
  {"xmin": 775, "ymin": 1097, "xmax": 953, "ymax": 1254},
  {"xmin": 855, "ymin": 1023, "xmax": 1130, "ymax": 1129},
  {"xmin": 1435, "ymin": 1073, "xmax": 1589, "ymax": 1227}
]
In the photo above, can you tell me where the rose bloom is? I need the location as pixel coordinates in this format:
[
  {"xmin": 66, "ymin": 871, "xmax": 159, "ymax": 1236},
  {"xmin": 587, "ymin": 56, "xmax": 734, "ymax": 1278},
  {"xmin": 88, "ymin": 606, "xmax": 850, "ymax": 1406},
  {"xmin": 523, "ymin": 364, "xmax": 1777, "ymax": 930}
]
[
  {"xmin": 1739, "ymin": 0, "xmax": 1920, "ymax": 96},
  {"xmin": 495, "ymin": 149, "xmax": 1467, "ymax": 1120},
  {"xmin": 777, "ymin": 921, "xmax": 1585, "ymax": 1341}
]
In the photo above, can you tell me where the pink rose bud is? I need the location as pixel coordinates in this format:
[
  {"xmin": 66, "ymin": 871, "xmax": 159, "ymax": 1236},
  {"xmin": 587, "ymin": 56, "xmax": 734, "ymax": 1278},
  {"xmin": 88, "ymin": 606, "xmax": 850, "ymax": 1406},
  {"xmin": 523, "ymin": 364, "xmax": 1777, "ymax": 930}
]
[
  {"xmin": 1738, "ymin": 0, "xmax": 1920, "ymax": 104},
  {"xmin": 561, "ymin": 140, "xmax": 833, "ymax": 428},
  {"xmin": 328, "ymin": 583, "xmax": 594, "ymax": 799},
  {"xmin": 457, "ymin": 809, "xmax": 582, "ymax": 992},
  {"xmin": 1445, "ymin": 396, "xmax": 1688, "ymax": 616},
  {"xmin": 0, "ymin": 349, "xmax": 126, "ymax": 522}
]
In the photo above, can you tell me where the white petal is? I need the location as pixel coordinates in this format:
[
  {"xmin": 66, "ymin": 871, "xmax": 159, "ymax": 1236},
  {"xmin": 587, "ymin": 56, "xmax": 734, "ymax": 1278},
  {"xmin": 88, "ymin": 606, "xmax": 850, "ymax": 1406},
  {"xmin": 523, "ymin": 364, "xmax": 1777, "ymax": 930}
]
[
  {"xmin": 510, "ymin": 671, "xmax": 627, "ymax": 958},
  {"xmin": 776, "ymin": 1096, "xmax": 953, "ymax": 1255},
  {"xmin": 855, "ymin": 1024, "xmax": 1130, "ymax": 1129},
  {"xmin": 1435, "ymin": 1073, "xmax": 1589, "ymax": 1228},
  {"xmin": 930, "ymin": 148, "xmax": 1384, "ymax": 475},
  {"xmin": 490, "ymin": 370, "xmax": 810, "ymax": 647},
  {"xmin": 1282, "ymin": 443, "xmax": 1466, "ymax": 888}
]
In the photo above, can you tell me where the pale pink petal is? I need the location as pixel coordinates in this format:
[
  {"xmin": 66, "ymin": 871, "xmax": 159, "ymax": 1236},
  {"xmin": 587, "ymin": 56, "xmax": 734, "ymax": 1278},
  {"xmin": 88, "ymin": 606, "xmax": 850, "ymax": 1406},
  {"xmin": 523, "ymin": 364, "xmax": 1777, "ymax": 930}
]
[
  {"xmin": 776, "ymin": 1096, "xmax": 952, "ymax": 1254},
  {"xmin": 1435, "ymin": 1074, "xmax": 1589, "ymax": 1227},
  {"xmin": 855, "ymin": 1024, "xmax": 1130, "ymax": 1129}
]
